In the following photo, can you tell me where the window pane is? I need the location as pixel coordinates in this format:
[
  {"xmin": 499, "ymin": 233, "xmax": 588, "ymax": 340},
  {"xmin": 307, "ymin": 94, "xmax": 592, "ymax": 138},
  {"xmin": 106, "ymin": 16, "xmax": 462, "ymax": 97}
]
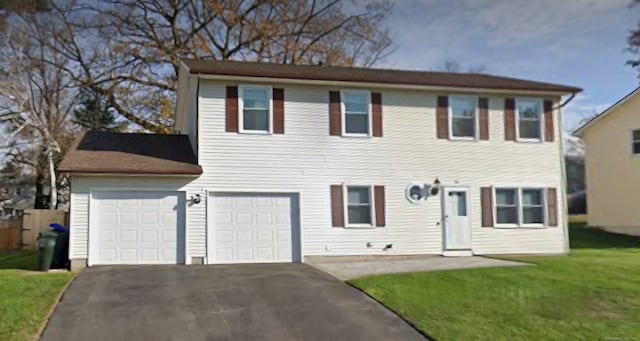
[
  {"xmin": 519, "ymin": 120, "xmax": 541, "ymax": 139},
  {"xmin": 243, "ymin": 89, "xmax": 268, "ymax": 109},
  {"xmin": 348, "ymin": 206, "xmax": 371, "ymax": 224},
  {"xmin": 243, "ymin": 109, "xmax": 269, "ymax": 131},
  {"xmin": 523, "ymin": 207, "xmax": 544, "ymax": 224},
  {"xmin": 452, "ymin": 117, "xmax": 475, "ymax": 137},
  {"xmin": 455, "ymin": 192, "xmax": 467, "ymax": 216},
  {"xmin": 345, "ymin": 113, "xmax": 369, "ymax": 134},
  {"xmin": 522, "ymin": 189, "xmax": 542, "ymax": 206},
  {"xmin": 634, "ymin": 142, "xmax": 640, "ymax": 154},
  {"xmin": 451, "ymin": 97, "xmax": 475, "ymax": 118},
  {"xmin": 496, "ymin": 207, "xmax": 518, "ymax": 224},
  {"xmin": 518, "ymin": 100, "xmax": 541, "ymax": 120},
  {"xmin": 344, "ymin": 93, "xmax": 368, "ymax": 113},
  {"xmin": 347, "ymin": 187, "xmax": 370, "ymax": 204},
  {"xmin": 633, "ymin": 130, "xmax": 640, "ymax": 141},
  {"xmin": 495, "ymin": 189, "xmax": 516, "ymax": 205}
]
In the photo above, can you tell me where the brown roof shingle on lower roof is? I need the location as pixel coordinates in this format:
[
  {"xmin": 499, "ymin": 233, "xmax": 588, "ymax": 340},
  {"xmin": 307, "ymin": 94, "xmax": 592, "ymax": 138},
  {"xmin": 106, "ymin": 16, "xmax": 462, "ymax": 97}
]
[
  {"xmin": 58, "ymin": 131, "xmax": 202, "ymax": 175},
  {"xmin": 182, "ymin": 60, "xmax": 581, "ymax": 94}
]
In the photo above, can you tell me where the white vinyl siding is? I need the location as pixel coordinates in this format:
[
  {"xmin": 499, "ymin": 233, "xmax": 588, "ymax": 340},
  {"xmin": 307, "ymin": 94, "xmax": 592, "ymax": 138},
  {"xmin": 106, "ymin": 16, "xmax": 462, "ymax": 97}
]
[{"xmin": 194, "ymin": 81, "xmax": 566, "ymax": 256}]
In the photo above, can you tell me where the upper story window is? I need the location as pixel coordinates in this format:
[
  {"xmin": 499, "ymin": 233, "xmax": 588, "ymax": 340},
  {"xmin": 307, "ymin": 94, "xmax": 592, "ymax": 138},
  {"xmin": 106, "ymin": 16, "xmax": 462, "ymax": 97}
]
[
  {"xmin": 632, "ymin": 130, "xmax": 640, "ymax": 154},
  {"xmin": 342, "ymin": 91, "xmax": 371, "ymax": 136},
  {"xmin": 516, "ymin": 99, "xmax": 543, "ymax": 140},
  {"xmin": 239, "ymin": 86, "xmax": 272, "ymax": 133},
  {"xmin": 450, "ymin": 96, "xmax": 477, "ymax": 139}
]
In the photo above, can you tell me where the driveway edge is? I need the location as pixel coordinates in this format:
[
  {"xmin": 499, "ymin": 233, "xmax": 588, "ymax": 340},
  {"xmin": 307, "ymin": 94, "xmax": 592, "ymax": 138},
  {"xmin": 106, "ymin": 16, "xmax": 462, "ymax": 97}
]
[
  {"xmin": 37, "ymin": 273, "xmax": 77, "ymax": 339},
  {"xmin": 346, "ymin": 281, "xmax": 435, "ymax": 341}
]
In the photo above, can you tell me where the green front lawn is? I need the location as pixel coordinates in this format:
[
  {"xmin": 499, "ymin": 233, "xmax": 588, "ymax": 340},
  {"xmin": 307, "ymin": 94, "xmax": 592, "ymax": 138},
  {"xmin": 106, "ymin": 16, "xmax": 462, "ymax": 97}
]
[
  {"xmin": 0, "ymin": 251, "xmax": 75, "ymax": 341},
  {"xmin": 350, "ymin": 225, "xmax": 640, "ymax": 341}
]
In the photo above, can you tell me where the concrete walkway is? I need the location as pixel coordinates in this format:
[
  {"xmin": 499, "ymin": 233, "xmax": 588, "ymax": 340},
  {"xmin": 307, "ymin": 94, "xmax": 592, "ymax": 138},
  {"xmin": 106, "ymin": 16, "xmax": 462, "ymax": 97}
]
[{"xmin": 307, "ymin": 255, "xmax": 530, "ymax": 280}]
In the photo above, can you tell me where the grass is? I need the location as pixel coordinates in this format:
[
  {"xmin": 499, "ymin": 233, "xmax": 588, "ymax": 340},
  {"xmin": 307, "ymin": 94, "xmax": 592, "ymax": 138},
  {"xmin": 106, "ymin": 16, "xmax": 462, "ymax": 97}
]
[
  {"xmin": 0, "ymin": 251, "xmax": 75, "ymax": 341},
  {"xmin": 568, "ymin": 214, "xmax": 587, "ymax": 224},
  {"xmin": 350, "ymin": 224, "xmax": 640, "ymax": 341}
]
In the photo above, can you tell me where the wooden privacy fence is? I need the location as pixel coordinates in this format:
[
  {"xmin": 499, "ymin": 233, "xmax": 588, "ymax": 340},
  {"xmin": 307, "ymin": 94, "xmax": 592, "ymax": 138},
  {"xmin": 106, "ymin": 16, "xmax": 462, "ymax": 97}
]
[
  {"xmin": 0, "ymin": 220, "xmax": 22, "ymax": 251},
  {"xmin": 0, "ymin": 210, "xmax": 69, "ymax": 251},
  {"xmin": 21, "ymin": 209, "xmax": 68, "ymax": 250}
]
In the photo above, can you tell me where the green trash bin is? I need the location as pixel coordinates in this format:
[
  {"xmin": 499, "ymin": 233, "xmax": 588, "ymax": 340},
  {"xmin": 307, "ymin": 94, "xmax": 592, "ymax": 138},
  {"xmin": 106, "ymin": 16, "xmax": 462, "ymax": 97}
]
[{"xmin": 37, "ymin": 231, "xmax": 57, "ymax": 271}]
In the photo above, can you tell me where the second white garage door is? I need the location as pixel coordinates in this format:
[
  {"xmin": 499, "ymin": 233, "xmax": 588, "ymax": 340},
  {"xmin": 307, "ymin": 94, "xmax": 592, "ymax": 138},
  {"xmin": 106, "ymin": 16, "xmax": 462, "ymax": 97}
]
[{"xmin": 208, "ymin": 193, "xmax": 301, "ymax": 264}]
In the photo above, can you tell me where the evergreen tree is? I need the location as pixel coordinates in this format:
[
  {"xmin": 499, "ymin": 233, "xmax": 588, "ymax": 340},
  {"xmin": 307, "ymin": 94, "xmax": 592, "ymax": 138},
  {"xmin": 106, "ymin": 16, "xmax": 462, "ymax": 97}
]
[{"xmin": 72, "ymin": 90, "xmax": 128, "ymax": 132}]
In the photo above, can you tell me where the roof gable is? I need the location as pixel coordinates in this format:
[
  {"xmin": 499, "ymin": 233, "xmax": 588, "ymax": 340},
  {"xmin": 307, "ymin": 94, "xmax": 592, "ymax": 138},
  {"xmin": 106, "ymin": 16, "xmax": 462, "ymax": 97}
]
[{"xmin": 574, "ymin": 87, "xmax": 640, "ymax": 137}]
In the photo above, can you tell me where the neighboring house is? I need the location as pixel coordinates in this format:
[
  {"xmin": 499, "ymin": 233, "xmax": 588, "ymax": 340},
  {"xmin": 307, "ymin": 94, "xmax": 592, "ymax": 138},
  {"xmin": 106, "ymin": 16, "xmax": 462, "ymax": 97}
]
[
  {"xmin": 58, "ymin": 60, "xmax": 581, "ymax": 269},
  {"xmin": 565, "ymin": 155, "xmax": 585, "ymax": 194},
  {"xmin": 0, "ymin": 178, "xmax": 36, "ymax": 219},
  {"xmin": 575, "ymin": 87, "xmax": 640, "ymax": 234}
]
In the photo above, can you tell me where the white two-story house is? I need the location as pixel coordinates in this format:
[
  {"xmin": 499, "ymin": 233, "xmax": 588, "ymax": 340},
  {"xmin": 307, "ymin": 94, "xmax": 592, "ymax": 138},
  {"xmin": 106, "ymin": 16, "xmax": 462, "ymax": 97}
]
[{"xmin": 59, "ymin": 60, "xmax": 581, "ymax": 269}]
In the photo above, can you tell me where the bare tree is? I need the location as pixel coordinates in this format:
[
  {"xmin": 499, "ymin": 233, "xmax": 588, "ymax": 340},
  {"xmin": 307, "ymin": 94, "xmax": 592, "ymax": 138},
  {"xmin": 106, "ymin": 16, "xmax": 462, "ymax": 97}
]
[
  {"xmin": 46, "ymin": 0, "xmax": 394, "ymax": 133},
  {"xmin": 0, "ymin": 10, "xmax": 77, "ymax": 209}
]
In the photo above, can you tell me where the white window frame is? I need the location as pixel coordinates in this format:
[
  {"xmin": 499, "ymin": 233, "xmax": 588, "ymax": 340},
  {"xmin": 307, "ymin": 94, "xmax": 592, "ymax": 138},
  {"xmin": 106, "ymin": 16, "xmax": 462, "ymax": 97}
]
[
  {"xmin": 632, "ymin": 129, "xmax": 640, "ymax": 155},
  {"xmin": 493, "ymin": 187, "xmax": 547, "ymax": 229},
  {"xmin": 238, "ymin": 85, "xmax": 273, "ymax": 134},
  {"xmin": 515, "ymin": 98, "xmax": 544, "ymax": 142},
  {"xmin": 343, "ymin": 184, "xmax": 375, "ymax": 228},
  {"xmin": 341, "ymin": 90, "xmax": 372, "ymax": 137},
  {"xmin": 448, "ymin": 95, "xmax": 479, "ymax": 140}
]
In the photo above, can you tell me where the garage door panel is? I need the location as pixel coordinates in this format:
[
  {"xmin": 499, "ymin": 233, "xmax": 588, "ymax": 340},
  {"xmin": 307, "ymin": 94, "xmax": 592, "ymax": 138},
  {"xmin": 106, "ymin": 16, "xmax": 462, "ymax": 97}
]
[
  {"xmin": 209, "ymin": 193, "xmax": 300, "ymax": 264},
  {"xmin": 91, "ymin": 191, "xmax": 185, "ymax": 265}
]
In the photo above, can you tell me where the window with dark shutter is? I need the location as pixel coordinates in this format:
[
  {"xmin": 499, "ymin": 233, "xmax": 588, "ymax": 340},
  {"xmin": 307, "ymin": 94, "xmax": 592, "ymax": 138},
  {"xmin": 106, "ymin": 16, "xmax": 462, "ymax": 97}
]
[
  {"xmin": 374, "ymin": 186, "xmax": 386, "ymax": 227},
  {"xmin": 479, "ymin": 97, "xmax": 489, "ymax": 140},
  {"xmin": 436, "ymin": 96, "xmax": 449, "ymax": 139},
  {"xmin": 330, "ymin": 185, "xmax": 345, "ymax": 227},
  {"xmin": 481, "ymin": 187, "xmax": 494, "ymax": 227},
  {"xmin": 329, "ymin": 91, "xmax": 341, "ymax": 136},
  {"xmin": 544, "ymin": 100, "xmax": 554, "ymax": 142},
  {"xmin": 273, "ymin": 88, "xmax": 285, "ymax": 134},
  {"xmin": 504, "ymin": 98, "xmax": 516, "ymax": 141},
  {"xmin": 547, "ymin": 188, "xmax": 558, "ymax": 227},
  {"xmin": 226, "ymin": 86, "xmax": 239, "ymax": 132},
  {"xmin": 372, "ymin": 93, "xmax": 383, "ymax": 137}
]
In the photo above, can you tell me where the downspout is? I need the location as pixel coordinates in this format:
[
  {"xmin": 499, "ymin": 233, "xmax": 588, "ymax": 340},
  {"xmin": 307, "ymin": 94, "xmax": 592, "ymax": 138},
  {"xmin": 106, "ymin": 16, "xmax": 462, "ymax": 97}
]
[{"xmin": 557, "ymin": 92, "xmax": 579, "ymax": 254}]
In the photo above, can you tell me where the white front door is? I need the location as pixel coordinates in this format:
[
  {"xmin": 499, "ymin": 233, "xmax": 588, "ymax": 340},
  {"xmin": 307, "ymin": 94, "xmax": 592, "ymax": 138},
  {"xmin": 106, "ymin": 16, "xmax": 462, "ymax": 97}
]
[
  {"xmin": 442, "ymin": 187, "xmax": 472, "ymax": 250},
  {"xmin": 208, "ymin": 193, "xmax": 301, "ymax": 264},
  {"xmin": 90, "ymin": 191, "xmax": 186, "ymax": 265}
]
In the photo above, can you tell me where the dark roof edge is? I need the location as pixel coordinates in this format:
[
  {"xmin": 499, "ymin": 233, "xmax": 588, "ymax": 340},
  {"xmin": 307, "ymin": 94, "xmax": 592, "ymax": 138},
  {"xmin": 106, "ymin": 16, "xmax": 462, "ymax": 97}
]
[
  {"xmin": 181, "ymin": 59, "xmax": 582, "ymax": 94},
  {"xmin": 58, "ymin": 167, "xmax": 203, "ymax": 175}
]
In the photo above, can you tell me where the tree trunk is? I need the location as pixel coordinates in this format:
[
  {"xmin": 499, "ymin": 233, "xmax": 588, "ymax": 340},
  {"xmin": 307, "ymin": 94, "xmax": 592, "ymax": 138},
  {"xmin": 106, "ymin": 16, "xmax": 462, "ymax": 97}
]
[
  {"xmin": 34, "ymin": 173, "xmax": 48, "ymax": 209},
  {"xmin": 48, "ymin": 150, "xmax": 57, "ymax": 209}
]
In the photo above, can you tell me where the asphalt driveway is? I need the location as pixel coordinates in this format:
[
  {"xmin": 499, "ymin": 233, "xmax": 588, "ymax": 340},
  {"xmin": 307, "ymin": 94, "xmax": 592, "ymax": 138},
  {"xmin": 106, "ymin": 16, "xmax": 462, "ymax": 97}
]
[{"xmin": 40, "ymin": 264, "xmax": 425, "ymax": 341}]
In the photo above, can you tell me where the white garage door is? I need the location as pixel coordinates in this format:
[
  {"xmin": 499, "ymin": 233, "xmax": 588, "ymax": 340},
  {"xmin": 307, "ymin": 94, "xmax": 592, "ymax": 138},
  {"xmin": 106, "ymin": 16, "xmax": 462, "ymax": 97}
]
[
  {"xmin": 90, "ymin": 191, "xmax": 186, "ymax": 265},
  {"xmin": 209, "ymin": 193, "xmax": 301, "ymax": 264}
]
